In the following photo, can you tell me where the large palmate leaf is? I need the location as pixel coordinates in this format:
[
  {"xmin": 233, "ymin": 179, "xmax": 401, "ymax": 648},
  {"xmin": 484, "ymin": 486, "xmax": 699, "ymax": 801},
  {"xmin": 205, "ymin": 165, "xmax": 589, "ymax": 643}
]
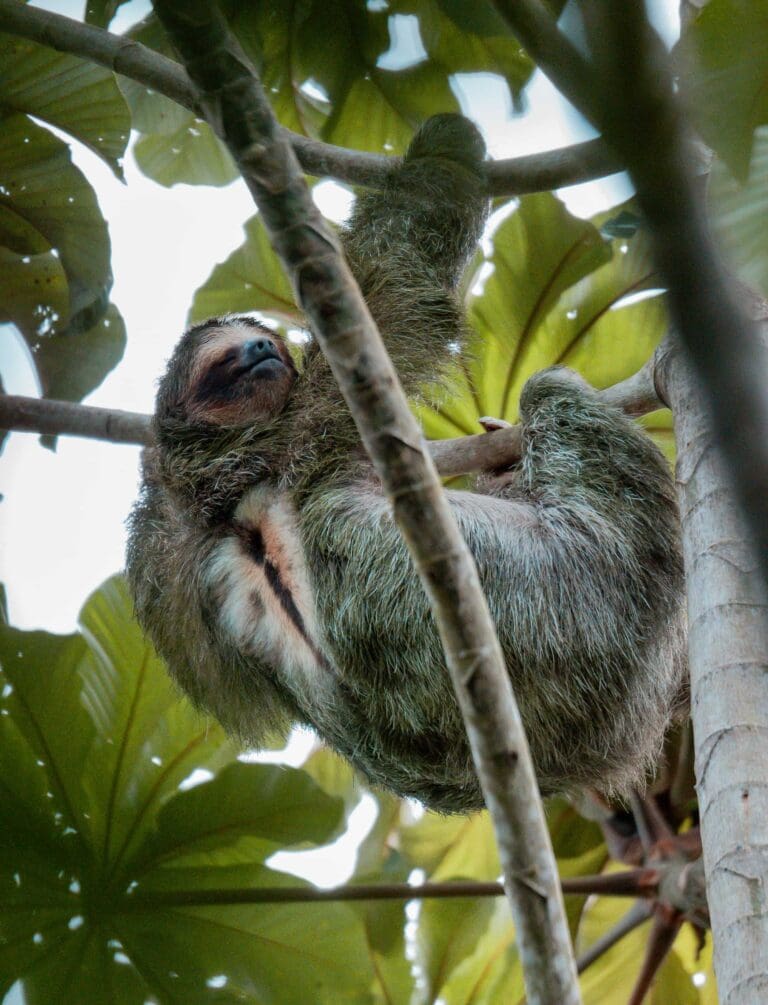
[
  {"xmin": 419, "ymin": 194, "xmax": 673, "ymax": 459},
  {"xmin": 710, "ymin": 126, "xmax": 768, "ymax": 300},
  {"xmin": 0, "ymin": 31, "xmax": 129, "ymax": 177},
  {"xmin": 0, "ymin": 113, "xmax": 124, "ymax": 400},
  {"xmin": 189, "ymin": 214, "xmax": 302, "ymax": 327},
  {"xmin": 677, "ymin": 0, "xmax": 768, "ymax": 180},
  {"xmin": 0, "ymin": 577, "xmax": 375, "ymax": 1004},
  {"xmin": 125, "ymin": 0, "xmax": 536, "ymax": 186}
]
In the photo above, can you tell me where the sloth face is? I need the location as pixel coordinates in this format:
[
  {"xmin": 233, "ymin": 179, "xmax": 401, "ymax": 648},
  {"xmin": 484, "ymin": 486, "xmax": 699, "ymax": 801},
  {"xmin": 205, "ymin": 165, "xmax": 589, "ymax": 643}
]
[{"xmin": 159, "ymin": 318, "xmax": 298, "ymax": 428}]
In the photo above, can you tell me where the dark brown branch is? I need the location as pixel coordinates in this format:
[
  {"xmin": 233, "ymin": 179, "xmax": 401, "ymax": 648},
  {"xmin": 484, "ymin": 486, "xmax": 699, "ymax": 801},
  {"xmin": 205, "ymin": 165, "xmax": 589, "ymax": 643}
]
[
  {"xmin": 0, "ymin": 0, "xmax": 619, "ymax": 196},
  {"xmin": 560, "ymin": 868, "xmax": 660, "ymax": 899},
  {"xmin": 627, "ymin": 905, "xmax": 684, "ymax": 1005},
  {"xmin": 150, "ymin": 2, "xmax": 581, "ymax": 1001},
  {"xmin": 118, "ymin": 871, "xmax": 659, "ymax": 910}
]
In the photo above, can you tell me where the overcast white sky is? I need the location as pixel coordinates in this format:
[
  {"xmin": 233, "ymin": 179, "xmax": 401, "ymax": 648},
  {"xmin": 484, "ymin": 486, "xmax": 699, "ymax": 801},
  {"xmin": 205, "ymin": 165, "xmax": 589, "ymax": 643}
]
[{"xmin": 1, "ymin": 0, "xmax": 682, "ymax": 634}]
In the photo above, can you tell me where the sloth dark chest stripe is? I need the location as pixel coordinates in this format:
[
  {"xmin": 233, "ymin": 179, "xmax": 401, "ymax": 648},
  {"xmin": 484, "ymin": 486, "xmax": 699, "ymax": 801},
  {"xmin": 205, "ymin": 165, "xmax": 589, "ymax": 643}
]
[
  {"xmin": 205, "ymin": 502, "xmax": 333, "ymax": 691},
  {"xmin": 235, "ymin": 523, "xmax": 311, "ymax": 645}
]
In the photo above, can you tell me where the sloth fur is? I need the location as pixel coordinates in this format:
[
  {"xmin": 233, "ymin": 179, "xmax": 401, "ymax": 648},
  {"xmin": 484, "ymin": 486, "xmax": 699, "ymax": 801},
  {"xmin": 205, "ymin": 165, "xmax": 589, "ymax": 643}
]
[{"xmin": 127, "ymin": 115, "xmax": 686, "ymax": 814}]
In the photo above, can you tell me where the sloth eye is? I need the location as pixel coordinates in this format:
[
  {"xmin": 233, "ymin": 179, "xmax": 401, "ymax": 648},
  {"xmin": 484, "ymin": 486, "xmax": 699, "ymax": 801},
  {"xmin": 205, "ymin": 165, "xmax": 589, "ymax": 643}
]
[{"xmin": 213, "ymin": 350, "xmax": 237, "ymax": 368}]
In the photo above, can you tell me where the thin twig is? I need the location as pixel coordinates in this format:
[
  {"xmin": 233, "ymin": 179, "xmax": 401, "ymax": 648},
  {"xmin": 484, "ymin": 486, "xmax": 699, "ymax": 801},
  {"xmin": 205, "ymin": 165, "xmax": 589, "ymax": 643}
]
[
  {"xmin": 576, "ymin": 901, "xmax": 653, "ymax": 974},
  {"xmin": 115, "ymin": 871, "xmax": 657, "ymax": 910},
  {"xmin": 0, "ymin": 0, "xmax": 619, "ymax": 196}
]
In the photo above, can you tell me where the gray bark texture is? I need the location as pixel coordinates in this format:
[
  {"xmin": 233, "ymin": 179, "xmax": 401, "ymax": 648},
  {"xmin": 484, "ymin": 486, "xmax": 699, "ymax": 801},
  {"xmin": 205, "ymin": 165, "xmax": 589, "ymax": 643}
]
[{"xmin": 660, "ymin": 341, "xmax": 768, "ymax": 1004}]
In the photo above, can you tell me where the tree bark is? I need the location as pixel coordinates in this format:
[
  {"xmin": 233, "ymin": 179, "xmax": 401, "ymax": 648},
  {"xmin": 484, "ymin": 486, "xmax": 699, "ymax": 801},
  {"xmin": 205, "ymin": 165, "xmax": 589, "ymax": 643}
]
[{"xmin": 658, "ymin": 340, "xmax": 768, "ymax": 1004}]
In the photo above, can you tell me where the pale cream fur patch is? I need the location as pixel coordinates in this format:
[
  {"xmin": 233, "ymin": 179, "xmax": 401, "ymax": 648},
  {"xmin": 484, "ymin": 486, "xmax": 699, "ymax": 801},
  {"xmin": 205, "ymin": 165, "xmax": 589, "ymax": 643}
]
[{"xmin": 204, "ymin": 488, "xmax": 331, "ymax": 702}]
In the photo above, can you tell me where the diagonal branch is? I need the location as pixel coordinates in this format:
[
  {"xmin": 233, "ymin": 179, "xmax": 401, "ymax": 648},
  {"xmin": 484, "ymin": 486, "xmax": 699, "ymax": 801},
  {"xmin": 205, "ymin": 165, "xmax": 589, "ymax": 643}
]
[
  {"xmin": 148, "ymin": 2, "xmax": 580, "ymax": 1002},
  {"xmin": 627, "ymin": 906, "xmax": 684, "ymax": 1005},
  {"xmin": 576, "ymin": 900, "xmax": 653, "ymax": 974},
  {"xmin": 0, "ymin": 0, "xmax": 619, "ymax": 195}
]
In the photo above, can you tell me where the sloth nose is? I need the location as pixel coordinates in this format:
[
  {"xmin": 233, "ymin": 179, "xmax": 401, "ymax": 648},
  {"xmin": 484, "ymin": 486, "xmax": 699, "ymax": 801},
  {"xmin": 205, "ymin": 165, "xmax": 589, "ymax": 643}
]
[{"xmin": 242, "ymin": 336, "xmax": 278, "ymax": 364}]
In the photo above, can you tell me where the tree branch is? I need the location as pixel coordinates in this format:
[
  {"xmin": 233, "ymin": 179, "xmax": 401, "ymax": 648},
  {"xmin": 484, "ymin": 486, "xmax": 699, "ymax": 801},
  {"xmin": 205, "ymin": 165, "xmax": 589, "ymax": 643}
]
[
  {"xmin": 117, "ymin": 871, "xmax": 659, "ymax": 911},
  {"xmin": 656, "ymin": 333, "xmax": 768, "ymax": 1003},
  {"xmin": 0, "ymin": 353, "xmax": 663, "ymax": 468},
  {"xmin": 0, "ymin": 394, "xmax": 152, "ymax": 445},
  {"xmin": 576, "ymin": 901, "xmax": 653, "ymax": 974},
  {"xmin": 0, "ymin": 0, "xmax": 620, "ymax": 195},
  {"xmin": 148, "ymin": 1, "xmax": 581, "ymax": 1001}
]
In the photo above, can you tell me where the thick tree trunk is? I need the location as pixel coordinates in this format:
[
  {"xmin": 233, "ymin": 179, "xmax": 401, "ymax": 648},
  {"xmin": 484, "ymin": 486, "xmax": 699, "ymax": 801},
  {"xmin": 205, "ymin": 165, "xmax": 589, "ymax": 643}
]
[{"xmin": 660, "ymin": 343, "xmax": 768, "ymax": 1004}]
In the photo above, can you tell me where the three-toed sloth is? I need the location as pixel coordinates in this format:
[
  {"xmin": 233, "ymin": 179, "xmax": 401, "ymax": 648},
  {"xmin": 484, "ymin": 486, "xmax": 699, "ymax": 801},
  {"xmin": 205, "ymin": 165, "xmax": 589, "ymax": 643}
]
[{"xmin": 127, "ymin": 115, "xmax": 686, "ymax": 814}]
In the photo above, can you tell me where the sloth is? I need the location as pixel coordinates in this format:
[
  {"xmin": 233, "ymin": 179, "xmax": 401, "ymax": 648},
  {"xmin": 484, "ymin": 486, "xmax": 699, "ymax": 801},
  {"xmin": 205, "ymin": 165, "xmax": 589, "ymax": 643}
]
[{"xmin": 127, "ymin": 115, "xmax": 686, "ymax": 814}]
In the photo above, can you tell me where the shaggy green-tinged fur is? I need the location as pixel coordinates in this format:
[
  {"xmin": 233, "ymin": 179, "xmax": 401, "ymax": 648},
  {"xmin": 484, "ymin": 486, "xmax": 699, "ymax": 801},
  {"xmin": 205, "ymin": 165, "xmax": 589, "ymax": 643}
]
[{"xmin": 128, "ymin": 115, "xmax": 685, "ymax": 813}]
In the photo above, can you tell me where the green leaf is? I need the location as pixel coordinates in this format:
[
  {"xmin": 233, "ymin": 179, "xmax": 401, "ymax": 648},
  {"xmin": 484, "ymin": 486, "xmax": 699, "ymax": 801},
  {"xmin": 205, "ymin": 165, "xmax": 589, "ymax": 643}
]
[
  {"xmin": 418, "ymin": 894, "xmax": 496, "ymax": 1001},
  {"xmin": 189, "ymin": 214, "xmax": 303, "ymax": 327},
  {"xmin": 435, "ymin": 899, "xmax": 524, "ymax": 1005},
  {"xmin": 135, "ymin": 761, "xmax": 344, "ymax": 872},
  {"xmin": 133, "ymin": 119, "xmax": 239, "ymax": 188},
  {"xmin": 405, "ymin": 0, "xmax": 536, "ymax": 98},
  {"xmin": 400, "ymin": 810, "xmax": 500, "ymax": 881},
  {"xmin": 0, "ymin": 112, "xmax": 114, "ymax": 334},
  {"xmin": 709, "ymin": 126, "xmax": 768, "ymax": 299},
  {"xmin": 0, "ymin": 246, "xmax": 69, "ymax": 340},
  {"xmin": 347, "ymin": 794, "xmax": 414, "ymax": 1004},
  {"xmin": 117, "ymin": 17, "xmax": 238, "ymax": 188},
  {"xmin": 126, "ymin": 0, "xmax": 537, "ymax": 177},
  {"xmin": 420, "ymin": 196, "xmax": 673, "ymax": 461},
  {"xmin": 118, "ymin": 865, "xmax": 374, "ymax": 1005},
  {"xmin": 302, "ymin": 746, "xmax": 366, "ymax": 813},
  {"xmin": 420, "ymin": 194, "xmax": 611, "ymax": 436},
  {"xmin": 0, "ymin": 32, "xmax": 129, "ymax": 177},
  {"xmin": 35, "ymin": 303, "xmax": 126, "ymax": 409},
  {"xmin": 0, "ymin": 108, "xmax": 123, "ymax": 403},
  {"xmin": 678, "ymin": 0, "xmax": 768, "ymax": 180},
  {"xmin": 0, "ymin": 577, "xmax": 374, "ymax": 1003},
  {"xmin": 84, "ymin": 0, "xmax": 133, "ymax": 29}
]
